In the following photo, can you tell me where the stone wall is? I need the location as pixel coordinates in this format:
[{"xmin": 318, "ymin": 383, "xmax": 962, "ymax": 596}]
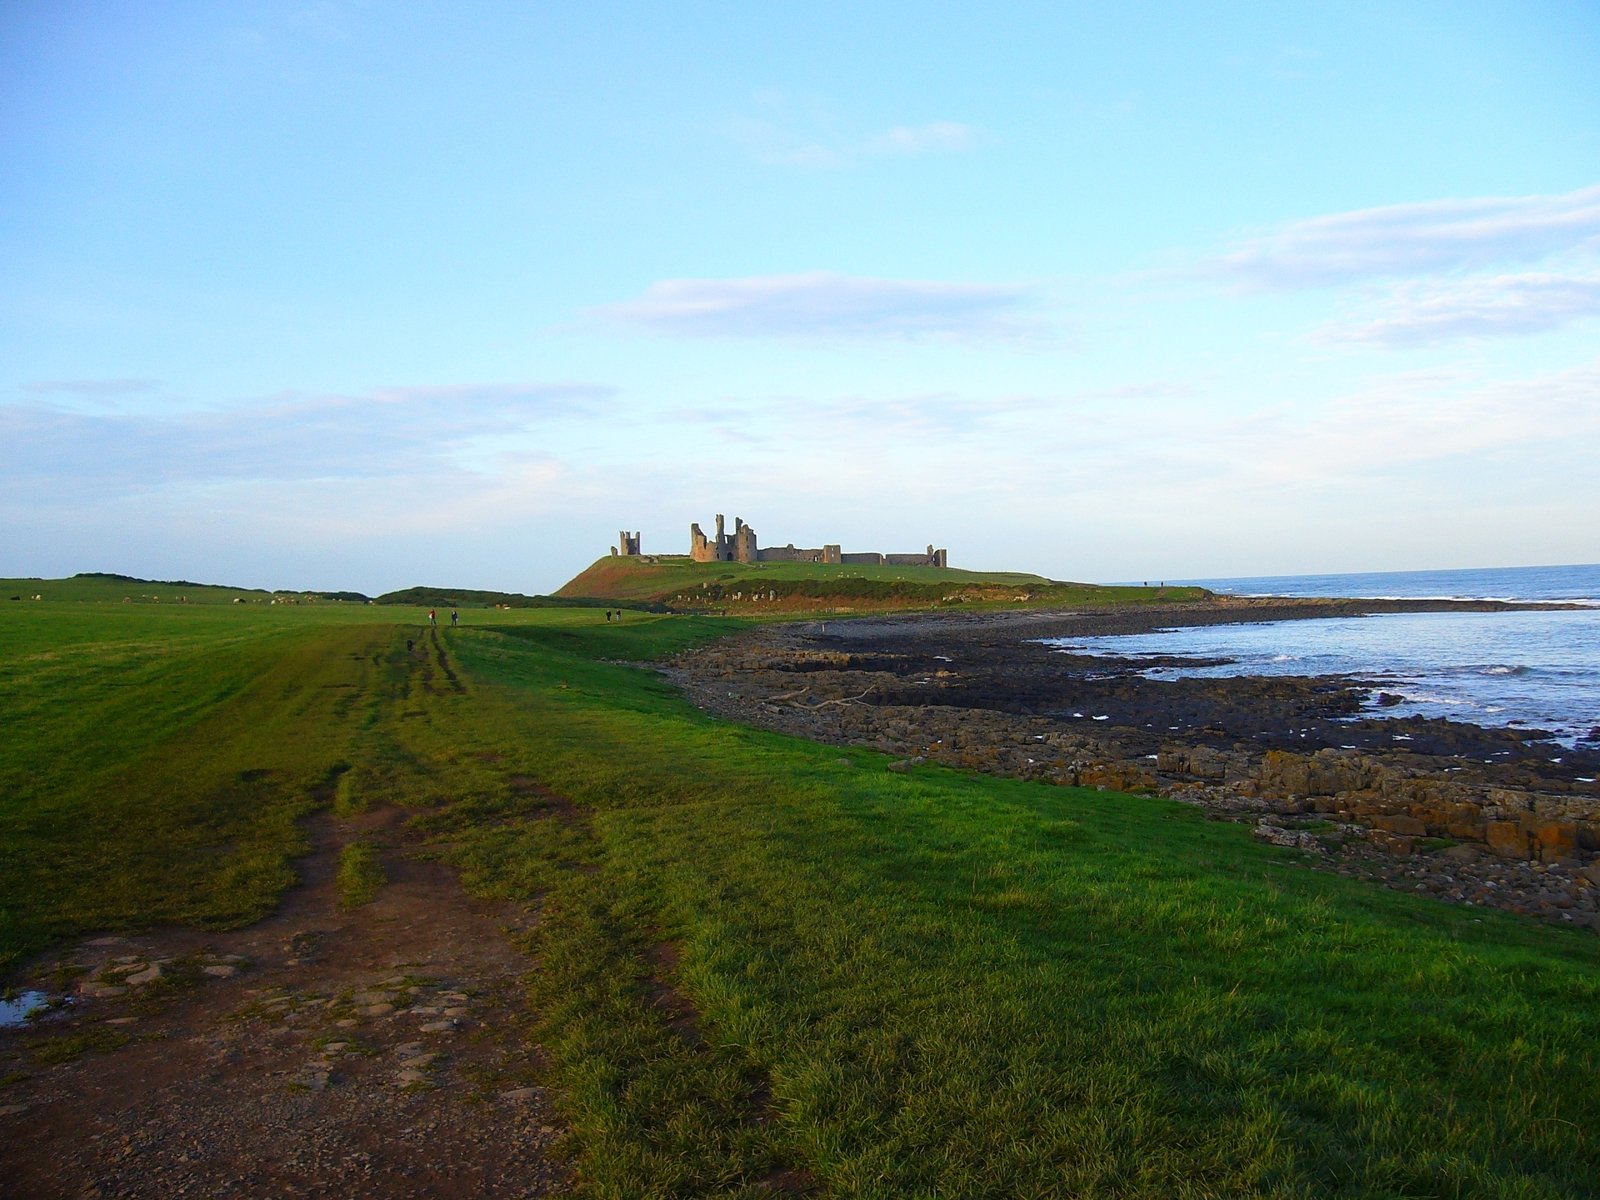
[
  {"xmin": 756, "ymin": 544, "xmax": 829, "ymax": 563},
  {"xmin": 681, "ymin": 513, "xmax": 948, "ymax": 567}
]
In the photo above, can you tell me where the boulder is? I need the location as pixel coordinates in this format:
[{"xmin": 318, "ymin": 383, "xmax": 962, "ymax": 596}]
[
  {"xmin": 1370, "ymin": 831, "xmax": 1415, "ymax": 856},
  {"xmin": 1485, "ymin": 821, "xmax": 1529, "ymax": 859},
  {"xmin": 1534, "ymin": 822, "xmax": 1579, "ymax": 863},
  {"xmin": 1077, "ymin": 763, "xmax": 1157, "ymax": 794}
]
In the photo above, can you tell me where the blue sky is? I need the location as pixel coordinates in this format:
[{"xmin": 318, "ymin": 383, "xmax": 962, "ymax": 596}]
[{"xmin": 3, "ymin": 1, "xmax": 1598, "ymax": 593}]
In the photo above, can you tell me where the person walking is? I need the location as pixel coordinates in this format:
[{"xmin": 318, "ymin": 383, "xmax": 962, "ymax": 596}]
[{"xmin": 428, "ymin": 609, "xmax": 436, "ymax": 626}]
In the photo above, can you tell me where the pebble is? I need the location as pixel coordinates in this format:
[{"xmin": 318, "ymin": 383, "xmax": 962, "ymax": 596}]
[
  {"xmin": 360, "ymin": 1003, "xmax": 396, "ymax": 1017},
  {"xmin": 202, "ymin": 965, "xmax": 238, "ymax": 979},
  {"xmin": 419, "ymin": 1020, "xmax": 456, "ymax": 1033},
  {"xmin": 334, "ymin": 1019, "xmax": 358, "ymax": 1029},
  {"xmin": 500, "ymin": 1088, "xmax": 539, "ymax": 1102}
]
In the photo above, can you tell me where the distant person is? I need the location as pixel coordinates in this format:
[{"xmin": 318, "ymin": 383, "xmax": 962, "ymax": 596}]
[
  {"xmin": 428, "ymin": 609, "xmax": 436, "ymax": 626},
  {"xmin": 450, "ymin": 609, "xmax": 459, "ymax": 626}
]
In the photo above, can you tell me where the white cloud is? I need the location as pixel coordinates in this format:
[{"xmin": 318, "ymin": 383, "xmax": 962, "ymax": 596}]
[
  {"xmin": 591, "ymin": 272, "xmax": 1042, "ymax": 340},
  {"xmin": 1088, "ymin": 362, "xmax": 1600, "ymax": 495},
  {"xmin": 729, "ymin": 94, "xmax": 980, "ymax": 168},
  {"xmin": 1316, "ymin": 271, "xmax": 1600, "ymax": 346},
  {"xmin": 1210, "ymin": 183, "xmax": 1600, "ymax": 288}
]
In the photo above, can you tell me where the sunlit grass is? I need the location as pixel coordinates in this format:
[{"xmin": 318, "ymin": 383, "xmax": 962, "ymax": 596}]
[{"xmin": 3, "ymin": 594, "xmax": 1598, "ymax": 1196}]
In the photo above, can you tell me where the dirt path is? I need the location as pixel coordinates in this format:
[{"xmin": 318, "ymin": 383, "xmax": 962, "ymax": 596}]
[{"xmin": 0, "ymin": 806, "xmax": 571, "ymax": 1198}]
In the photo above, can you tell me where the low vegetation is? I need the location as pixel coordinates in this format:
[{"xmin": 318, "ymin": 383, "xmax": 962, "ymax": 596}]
[
  {"xmin": 3, "ymin": 578, "xmax": 1598, "ymax": 1196},
  {"xmin": 373, "ymin": 585, "xmax": 648, "ymax": 610}
]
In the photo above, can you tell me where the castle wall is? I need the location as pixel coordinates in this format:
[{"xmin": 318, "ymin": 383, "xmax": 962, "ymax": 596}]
[
  {"xmin": 756, "ymin": 545, "xmax": 827, "ymax": 563},
  {"xmin": 682, "ymin": 514, "xmax": 948, "ymax": 568}
]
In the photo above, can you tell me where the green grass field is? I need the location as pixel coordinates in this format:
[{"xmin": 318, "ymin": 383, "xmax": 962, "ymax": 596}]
[{"xmin": 4, "ymin": 586, "xmax": 1599, "ymax": 1196}]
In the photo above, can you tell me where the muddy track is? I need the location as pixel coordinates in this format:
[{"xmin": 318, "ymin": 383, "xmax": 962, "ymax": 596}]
[{"xmin": 0, "ymin": 801, "xmax": 571, "ymax": 1198}]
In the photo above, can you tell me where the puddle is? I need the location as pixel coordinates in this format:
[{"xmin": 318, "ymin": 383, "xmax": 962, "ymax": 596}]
[{"xmin": 0, "ymin": 991, "xmax": 62, "ymax": 1028}]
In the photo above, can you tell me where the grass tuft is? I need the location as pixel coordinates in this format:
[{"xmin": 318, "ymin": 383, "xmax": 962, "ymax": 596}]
[{"xmin": 336, "ymin": 841, "xmax": 386, "ymax": 908}]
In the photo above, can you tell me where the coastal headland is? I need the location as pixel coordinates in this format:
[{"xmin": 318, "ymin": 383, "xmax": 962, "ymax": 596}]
[{"xmin": 664, "ymin": 596, "xmax": 1600, "ymax": 926}]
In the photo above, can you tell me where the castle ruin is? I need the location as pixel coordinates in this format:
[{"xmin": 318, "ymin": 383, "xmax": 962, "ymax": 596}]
[{"xmin": 687, "ymin": 514, "xmax": 947, "ymax": 568}]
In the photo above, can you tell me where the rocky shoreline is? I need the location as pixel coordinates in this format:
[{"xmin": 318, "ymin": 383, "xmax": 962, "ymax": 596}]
[{"xmin": 662, "ymin": 598, "xmax": 1600, "ymax": 929}]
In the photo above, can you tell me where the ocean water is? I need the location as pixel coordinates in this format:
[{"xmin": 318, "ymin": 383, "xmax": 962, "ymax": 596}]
[
  {"xmin": 1060, "ymin": 565, "xmax": 1600, "ymax": 747},
  {"xmin": 1176, "ymin": 562, "xmax": 1600, "ymax": 604}
]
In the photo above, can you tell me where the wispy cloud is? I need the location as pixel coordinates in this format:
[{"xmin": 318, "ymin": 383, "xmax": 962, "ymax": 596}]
[
  {"xmin": 591, "ymin": 272, "xmax": 1042, "ymax": 340},
  {"xmin": 729, "ymin": 93, "xmax": 980, "ymax": 168},
  {"xmin": 0, "ymin": 382, "xmax": 611, "ymax": 493},
  {"xmin": 1316, "ymin": 271, "xmax": 1600, "ymax": 347},
  {"xmin": 1209, "ymin": 183, "xmax": 1600, "ymax": 288},
  {"xmin": 1240, "ymin": 362, "xmax": 1600, "ymax": 486},
  {"xmin": 22, "ymin": 378, "xmax": 163, "ymax": 398},
  {"xmin": 868, "ymin": 122, "xmax": 978, "ymax": 155},
  {"xmin": 363, "ymin": 382, "xmax": 607, "ymax": 410},
  {"xmin": 1072, "ymin": 381, "xmax": 1200, "ymax": 402}
]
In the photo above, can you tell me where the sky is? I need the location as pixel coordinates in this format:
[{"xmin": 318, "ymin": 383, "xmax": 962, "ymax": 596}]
[{"xmin": 3, "ymin": 1, "xmax": 1598, "ymax": 594}]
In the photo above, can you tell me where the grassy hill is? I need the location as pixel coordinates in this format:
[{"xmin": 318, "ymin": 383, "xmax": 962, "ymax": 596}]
[
  {"xmin": 1, "ymin": 572, "xmax": 369, "ymax": 605},
  {"xmin": 556, "ymin": 555, "xmax": 1209, "ymax": 612}
]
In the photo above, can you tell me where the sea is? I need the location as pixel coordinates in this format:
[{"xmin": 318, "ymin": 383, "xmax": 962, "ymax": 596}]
[{"xmin": 1059, "ymin": 564, "xmax": 1600, "ymax": 748}]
